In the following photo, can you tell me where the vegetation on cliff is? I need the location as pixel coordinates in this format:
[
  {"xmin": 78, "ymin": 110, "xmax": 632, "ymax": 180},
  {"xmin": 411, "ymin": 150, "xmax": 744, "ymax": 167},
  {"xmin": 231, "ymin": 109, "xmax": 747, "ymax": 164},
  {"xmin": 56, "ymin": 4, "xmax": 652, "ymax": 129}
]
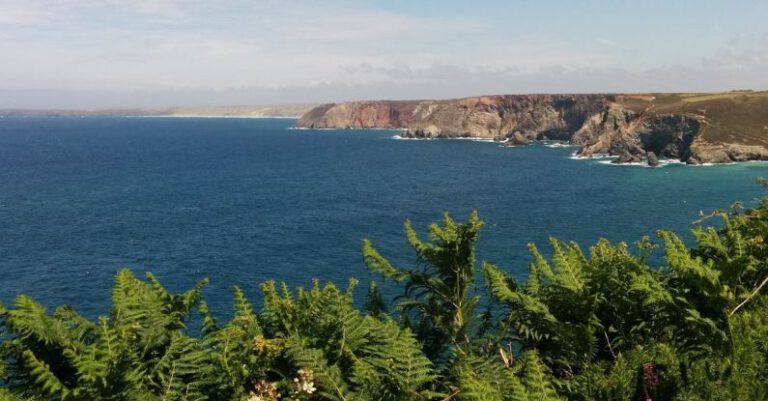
[{"xmin": 2, "ymin": 186, "xmax": 768, "ymax": 400}]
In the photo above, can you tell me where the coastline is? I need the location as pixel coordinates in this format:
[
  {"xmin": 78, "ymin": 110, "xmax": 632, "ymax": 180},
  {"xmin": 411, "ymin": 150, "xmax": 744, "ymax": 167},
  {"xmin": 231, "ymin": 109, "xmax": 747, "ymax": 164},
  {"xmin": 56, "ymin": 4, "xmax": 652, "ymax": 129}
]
[
  {"xmin": 385, "ymin": 133, "xmax": 767, "ymax": 168},
  {"xmin": 294, "ymin": 92, "xmax": 768, "ymax": 166},
  {"xmin": 0, "ymin": 114, "xmax": 302, "ymax": 119},
  {"xmin": 131, "ymin": 115, "xmax": 302, "ymax": 119}
]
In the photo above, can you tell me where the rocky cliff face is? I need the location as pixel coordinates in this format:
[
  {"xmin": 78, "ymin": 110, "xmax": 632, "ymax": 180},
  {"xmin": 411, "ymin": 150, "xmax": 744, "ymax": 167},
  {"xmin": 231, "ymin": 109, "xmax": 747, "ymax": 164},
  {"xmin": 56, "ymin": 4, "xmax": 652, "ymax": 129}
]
[
  {"xmin": 574, "ymin": 110, "xmax": 702, "ymax": 162},
  {"xmin": 296, "ymin": 92, "xmax": 768, "ymax": 165},
  {"xmin": 295, "ymin": 101, "xmax": 428, "ymax": 129},
  {"xmin": 297, "ymin": 95, "xmax": 611, "ymax": 140}
]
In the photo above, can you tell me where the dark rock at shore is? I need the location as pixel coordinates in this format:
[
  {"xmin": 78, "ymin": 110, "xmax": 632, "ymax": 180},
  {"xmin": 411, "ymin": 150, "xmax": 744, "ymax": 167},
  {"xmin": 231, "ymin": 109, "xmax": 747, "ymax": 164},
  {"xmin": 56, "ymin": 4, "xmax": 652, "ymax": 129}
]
[
  {"xmin": 647, "ymin": 151, "xmax": 660, "ymax": 167},
  {"xmin": 686, "ymin": 156, "xmax": 700, "ymax": 165},
  {"xmin": 507, "ymin": 131, "xmax": 530, "ymax": 146},
  {"xmin": 612, "ymin": 152, "xmax": 643, "ymax": 164}
]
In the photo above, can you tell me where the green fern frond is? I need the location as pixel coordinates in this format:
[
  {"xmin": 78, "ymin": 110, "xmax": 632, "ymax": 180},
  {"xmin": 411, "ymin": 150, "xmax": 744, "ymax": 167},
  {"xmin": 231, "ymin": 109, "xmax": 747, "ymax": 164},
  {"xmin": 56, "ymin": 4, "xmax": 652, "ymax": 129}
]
[
  {"xmin": 285, "ymin": 337, "xmax": 352, "ymax": 401},
  {"xmin": 22, "ymin": 350, "xmax": 70, "ymax": 399},
  {"xmin": 520, "ymin": 351, "xmax": 563, "ymax": 401},
  {"xmin": 362, "ymin": 239, "xmax": 407, "ymax": 282},
  {"xmin": 659, "ymin": 230, "xmax": 720, "ymax": 287},
  {"xmin": 549, "ymin": 238, "xmax": 586, "ymax": 292},
  {"xmin": 528, "ymin": 243, "xmax": 554, "ymax": 281}
]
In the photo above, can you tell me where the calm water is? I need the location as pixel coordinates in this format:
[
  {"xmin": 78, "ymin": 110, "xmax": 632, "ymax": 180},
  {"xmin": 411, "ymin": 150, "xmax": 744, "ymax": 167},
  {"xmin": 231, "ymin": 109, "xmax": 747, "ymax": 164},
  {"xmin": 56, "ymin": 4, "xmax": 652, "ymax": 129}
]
[{"xmin": 1, "ymin": 117, "xmax": 766, "ymax": 318}]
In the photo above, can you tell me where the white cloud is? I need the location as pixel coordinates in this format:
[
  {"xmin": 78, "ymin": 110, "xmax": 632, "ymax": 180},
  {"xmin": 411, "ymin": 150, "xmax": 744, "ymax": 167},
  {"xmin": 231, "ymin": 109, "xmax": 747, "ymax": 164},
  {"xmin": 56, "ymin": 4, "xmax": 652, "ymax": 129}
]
[
  {"xmin": 0, "ymin": 1, "xmax": 500, "ymax": 92},
  {"xmin": 702, "ymin": 34, "xmax": 768, "ymax": 71},
  {"xmin": 0, "ymin": 2, "xmax": 52, "ymax": 25},
  {"xmin": 0, "ymin": 1, "xmax": 766, "ymax": 107},
  {"xmin": 597, "ymin": 38, "xmax": 616, "ymax": 46}
]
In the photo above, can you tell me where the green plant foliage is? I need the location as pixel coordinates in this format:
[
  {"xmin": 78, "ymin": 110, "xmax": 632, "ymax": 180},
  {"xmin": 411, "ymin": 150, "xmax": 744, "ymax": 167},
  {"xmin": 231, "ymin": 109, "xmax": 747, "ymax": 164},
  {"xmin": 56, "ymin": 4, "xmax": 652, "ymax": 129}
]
[
  {"xmin": 453, "ymin": 350, "xmax": 564, "ymax": 401},
  {"xmin": 1, "ymin": 270, "xmax": 221, "ymax": 401},
  {"xmin": 2, "ymin": 189, "xmax": 768, "ymax": 400},
  {"xmin": 259, "ymin": 279, "xmax": 436, "ymax": 401},
  {"xmin": 363, "ymin": 211, "xmax": 486, "ymax": 360}
]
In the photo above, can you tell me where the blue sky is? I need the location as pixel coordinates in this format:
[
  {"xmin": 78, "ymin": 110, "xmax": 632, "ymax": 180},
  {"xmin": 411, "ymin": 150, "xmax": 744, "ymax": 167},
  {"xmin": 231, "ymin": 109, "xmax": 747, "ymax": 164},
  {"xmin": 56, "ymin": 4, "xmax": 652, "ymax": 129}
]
[{"xmin": 0, "ymin": 0, "xmax": 766, "ymax": 108}]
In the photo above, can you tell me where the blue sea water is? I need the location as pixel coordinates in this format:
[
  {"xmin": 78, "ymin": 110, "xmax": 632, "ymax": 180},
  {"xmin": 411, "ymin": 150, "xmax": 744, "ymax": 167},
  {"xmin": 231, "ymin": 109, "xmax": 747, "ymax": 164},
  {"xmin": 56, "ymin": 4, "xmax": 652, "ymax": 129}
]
[{"xmin": 0, "ymin": 117, "xmax": 766, "ymax": 318}]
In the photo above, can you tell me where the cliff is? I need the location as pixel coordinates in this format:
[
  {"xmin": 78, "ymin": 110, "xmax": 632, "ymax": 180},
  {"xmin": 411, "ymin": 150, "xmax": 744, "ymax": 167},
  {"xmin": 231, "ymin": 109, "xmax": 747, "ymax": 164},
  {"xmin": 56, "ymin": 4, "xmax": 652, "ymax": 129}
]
[{"xmin": 295, "ymin": 92, "xmax": 768, "ymax": 165}]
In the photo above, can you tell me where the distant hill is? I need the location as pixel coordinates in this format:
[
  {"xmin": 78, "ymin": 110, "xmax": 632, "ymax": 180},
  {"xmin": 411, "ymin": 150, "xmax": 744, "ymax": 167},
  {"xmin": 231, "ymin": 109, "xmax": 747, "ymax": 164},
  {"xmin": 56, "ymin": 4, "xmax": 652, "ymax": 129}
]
[
  {"xmin": 0, "ymin": 104, "xmax": 317, "ymax": 118},
  {"xmin": 296, "ymin": 91, "xmax": 768, "ymax": 165}
]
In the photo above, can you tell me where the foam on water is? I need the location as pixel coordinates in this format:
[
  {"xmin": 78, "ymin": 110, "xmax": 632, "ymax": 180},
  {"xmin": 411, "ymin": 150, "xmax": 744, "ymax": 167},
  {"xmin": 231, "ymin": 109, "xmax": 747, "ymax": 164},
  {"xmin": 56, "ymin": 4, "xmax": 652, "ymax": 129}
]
[
  {"xmin": 569, "ymin": 151, "xmax": 614, "ymax": 160},
  {"xmin": 540, "ymin": 141, "xmax": 578, "ymax": 148},
  {"xmin": 392, "ymin": 134, "xmax": 433, "ymax": 140},
  {"xmin": 593, "ymin": 158, "xmax": 744, "ymax": 168},
  {"xmin": 289, "ymin": 127, "xmax": 337, "ymax": 131},
  {"xmin": 391, "ymin": 135, "xmax": 496, "ymax": 142}
]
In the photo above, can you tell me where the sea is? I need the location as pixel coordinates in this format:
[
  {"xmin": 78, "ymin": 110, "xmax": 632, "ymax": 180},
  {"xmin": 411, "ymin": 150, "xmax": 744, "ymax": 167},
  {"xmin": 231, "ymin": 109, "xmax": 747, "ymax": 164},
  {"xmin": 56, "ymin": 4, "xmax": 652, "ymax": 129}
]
[{"xmin": 1, "ymin": 117, "xmax": 766, "ymax": 318}]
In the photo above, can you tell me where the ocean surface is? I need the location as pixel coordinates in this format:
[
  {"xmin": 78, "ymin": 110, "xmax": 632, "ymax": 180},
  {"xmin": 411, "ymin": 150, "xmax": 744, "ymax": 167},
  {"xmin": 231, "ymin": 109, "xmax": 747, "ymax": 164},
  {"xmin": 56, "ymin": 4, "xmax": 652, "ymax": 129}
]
[{"xmin": 1, "ymin": 117, "xmax": 766, "ymax": 318}]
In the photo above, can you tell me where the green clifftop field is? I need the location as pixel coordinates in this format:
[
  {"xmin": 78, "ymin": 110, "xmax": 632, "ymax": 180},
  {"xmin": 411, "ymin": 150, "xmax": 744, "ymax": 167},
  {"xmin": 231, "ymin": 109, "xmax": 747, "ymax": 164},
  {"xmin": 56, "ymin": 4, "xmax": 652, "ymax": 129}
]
[
  {"xmin": 2, "ymin": 185, "xmax": 768, "ymax": 401},
  {"xmin": 616, "ymin": 91, "xmax": 768, "ymax": 146}
]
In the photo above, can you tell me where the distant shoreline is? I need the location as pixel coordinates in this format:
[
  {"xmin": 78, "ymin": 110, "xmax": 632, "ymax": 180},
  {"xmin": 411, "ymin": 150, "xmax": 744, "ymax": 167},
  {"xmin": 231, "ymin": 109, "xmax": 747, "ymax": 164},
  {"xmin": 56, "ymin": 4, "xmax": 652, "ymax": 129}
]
[
  {"xmin": 130, "ymin": 115, "xmax": 301, "ymax": 119},
  {"xmin": 0, "ymin": 103, "xmax": 316, "ymax": 119},
  {"xmin": 0, "ymin": 114, "xmax": 301, "ymax": 119}
]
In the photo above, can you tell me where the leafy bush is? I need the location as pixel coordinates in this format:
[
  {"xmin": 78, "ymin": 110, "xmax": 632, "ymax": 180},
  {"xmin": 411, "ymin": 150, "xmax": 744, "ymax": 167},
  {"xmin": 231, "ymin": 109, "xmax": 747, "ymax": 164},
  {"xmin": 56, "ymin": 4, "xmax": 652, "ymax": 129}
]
[{"xmin": 2, "ymin": 191, "xmax": 767, "ymax": 400}]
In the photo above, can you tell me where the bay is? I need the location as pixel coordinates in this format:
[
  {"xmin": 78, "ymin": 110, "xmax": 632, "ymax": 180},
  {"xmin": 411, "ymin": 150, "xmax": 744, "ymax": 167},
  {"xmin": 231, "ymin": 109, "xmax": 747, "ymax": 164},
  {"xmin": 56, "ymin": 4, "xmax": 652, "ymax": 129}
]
[{"xmin": 0, "ymin": 117, "xmax": 765, "ymax": 317}]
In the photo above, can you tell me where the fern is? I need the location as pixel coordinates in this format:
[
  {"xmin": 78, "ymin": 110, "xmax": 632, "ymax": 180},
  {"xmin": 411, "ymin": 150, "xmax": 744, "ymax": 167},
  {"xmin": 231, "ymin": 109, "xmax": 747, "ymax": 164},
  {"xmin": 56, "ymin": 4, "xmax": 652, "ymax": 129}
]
[
  {"xmin": 519, "ymin": 351, "xmax": 563, "ymax": 401},
  {"xmin": 285, "ymin": 337, "xmax": 351, "ymax": 401},
  {"xmin": 2, "ymin": 193, "xmax": 768, "ymax": 401},
  {"xmin": 364, "ymin": 211, "xmax": 486, "ymax": 361},
  {"xmin": 22, "ymin": 350, "xmax": 70, "ymax": 399}
]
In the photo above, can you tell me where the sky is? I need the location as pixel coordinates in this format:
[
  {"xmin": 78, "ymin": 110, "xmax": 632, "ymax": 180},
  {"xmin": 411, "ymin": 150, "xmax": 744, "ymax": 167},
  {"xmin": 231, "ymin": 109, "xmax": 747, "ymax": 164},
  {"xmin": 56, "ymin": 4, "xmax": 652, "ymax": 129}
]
[{"xmin": 1, "ymin": 0, "xmax": 767, "ymax": 108}]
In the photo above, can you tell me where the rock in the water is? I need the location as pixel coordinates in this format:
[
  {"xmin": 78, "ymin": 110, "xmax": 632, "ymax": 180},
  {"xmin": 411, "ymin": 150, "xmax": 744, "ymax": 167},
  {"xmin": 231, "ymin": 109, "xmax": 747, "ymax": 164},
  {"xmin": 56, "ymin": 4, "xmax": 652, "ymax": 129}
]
[
  {"xmin": 509, "ymin": 131, "xmax": 530, "ymax": 145},
  {"xmin": 646, "ymin": 151, "xmax": 660, "ymax": 167},
  {"xmin": 686, "ymin": 156, "xmax": 700, "ymax": 165},
  {"xmin": 612, "ymin": 152, "xmax": 642, "ymax": 164}
]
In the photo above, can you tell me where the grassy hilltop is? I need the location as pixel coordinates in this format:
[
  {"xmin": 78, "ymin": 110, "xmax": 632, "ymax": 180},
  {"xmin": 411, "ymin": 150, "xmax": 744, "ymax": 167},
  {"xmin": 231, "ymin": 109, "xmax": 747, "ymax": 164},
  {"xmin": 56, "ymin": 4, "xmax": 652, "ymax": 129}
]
[{"xmin": 616, "ymin": 91, "xmax": 768, "ymax": 147}]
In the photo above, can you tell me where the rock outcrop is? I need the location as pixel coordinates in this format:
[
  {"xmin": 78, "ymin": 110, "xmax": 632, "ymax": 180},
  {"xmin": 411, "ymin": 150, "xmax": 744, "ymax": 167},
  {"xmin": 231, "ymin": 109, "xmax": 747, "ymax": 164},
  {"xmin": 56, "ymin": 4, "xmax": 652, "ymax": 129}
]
[
  {"xmin": 576, "ymin": 112, "xmax": 702, "ymax": 163},
  {"xmin": 506, "ymin": 132, "xmax": 530, "ymax": 146},
  {"xmin": 688, "ymin": 141, "xmax": 768, "ymax": 163},
  {"xmin": 296, "ymin": 92, "xmax": 768, "ymax": 164},
  {"xmin": 646, "ymin": 152, "xmax": 660, "ymax": 167}
]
